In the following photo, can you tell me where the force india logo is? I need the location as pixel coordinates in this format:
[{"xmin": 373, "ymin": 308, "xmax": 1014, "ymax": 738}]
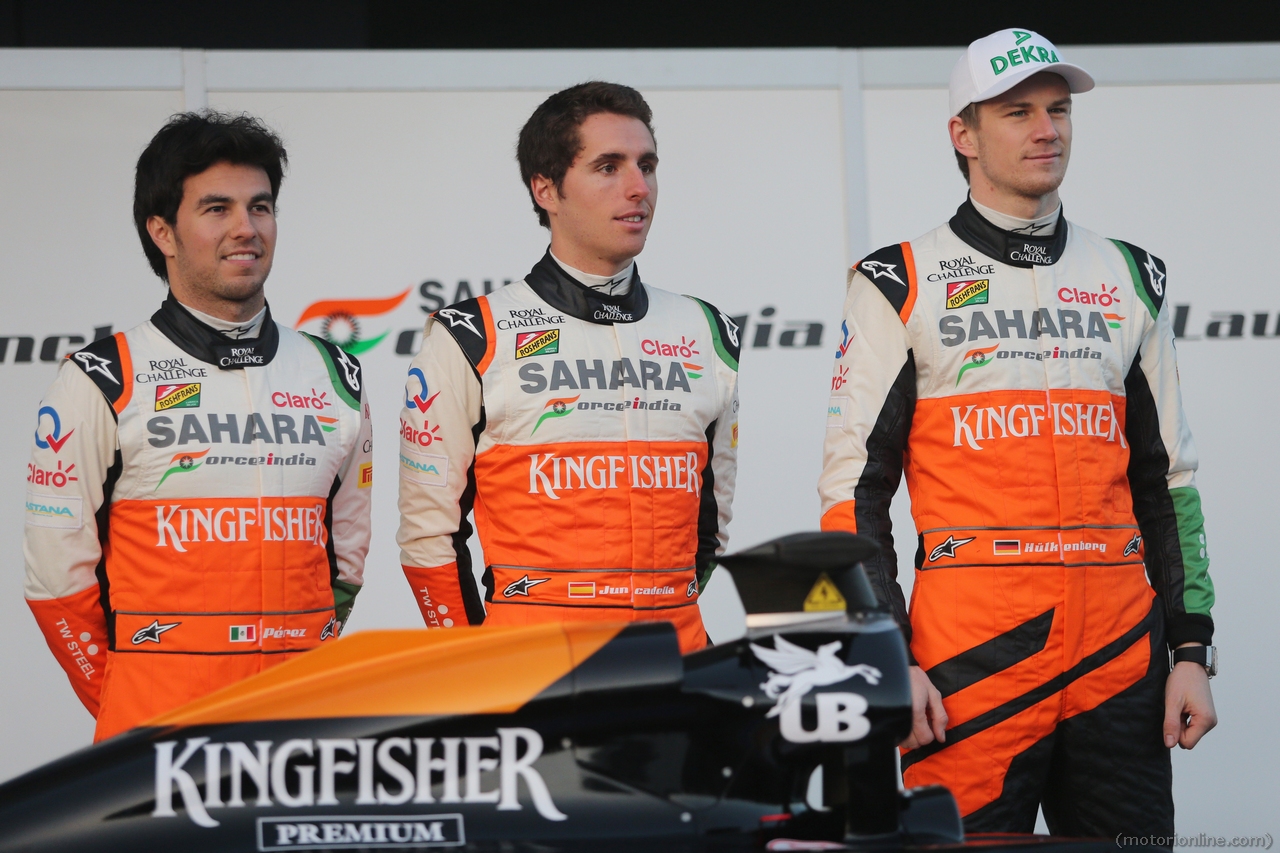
[
  {"xmin": 955, "ymin": 344, "xmax": 998, "ymax": 385},
  {"xmin": 295, "ymin": 290, "xmax": 412, "ymax": 355},
  {"xmin": 152, "ymin": 729, "xmax": 566, "ymax": 827}
]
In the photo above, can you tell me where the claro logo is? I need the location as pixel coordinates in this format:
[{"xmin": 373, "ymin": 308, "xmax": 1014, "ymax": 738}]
[
  {"xmin": 1058, "ymin": 284, "xmax": 1120, "ymax": 307},
  {"xmin": 152, "ymin": 729, "xmax": 566, "ymax": 827},
  {"xmin": 272, "ymin": 389, "xmax": 332, "ymax": 410},
  {"xmin": 640, "ymin": 337, "xmax": 699, "ymax": 358}
]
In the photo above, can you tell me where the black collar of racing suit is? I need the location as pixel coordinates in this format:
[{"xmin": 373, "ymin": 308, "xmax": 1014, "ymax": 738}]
[
  {"xmin": 949, "ymin": 198, "xmax": 1069, "ymax": 268},
  {"xmin": 524, "ymin": 250, "xmax": 649, "ymax": 324},
  {"xmin": 151, "ymin": 293, "xmax": 280, "ymax": 370}
]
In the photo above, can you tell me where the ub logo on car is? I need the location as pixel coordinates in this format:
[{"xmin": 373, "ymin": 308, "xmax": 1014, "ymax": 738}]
[{"xmin": 750, "ymin": 636, "xmax": 880, "ymax": 743}]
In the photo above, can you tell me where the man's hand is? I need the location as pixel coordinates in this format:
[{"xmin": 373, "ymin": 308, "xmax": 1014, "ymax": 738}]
[
  {"xmin": 901, "ymin": 665, "xmax": 948, "ymax": 750},
  {"xmin": 1164, "ymin": 647, "xmax": 1217, "ymax": 749}
]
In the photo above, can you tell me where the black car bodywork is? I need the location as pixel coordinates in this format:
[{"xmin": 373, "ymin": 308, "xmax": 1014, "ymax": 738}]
[{"xmin": 0, "ymin": 533, "xmax": 1142, "ymax": 852}]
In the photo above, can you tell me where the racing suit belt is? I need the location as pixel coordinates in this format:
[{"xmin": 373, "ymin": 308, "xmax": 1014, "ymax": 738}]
[
  {"xmin": 488, "ymin": 565, "xmax": 698, "ymax": 610},
  {"xmin": 919, "ymin": 525, "xmax": 1144, "ymax": 570},
  {"xmin": 113, "ymin": 608, "xmax": 335, "ymax": 655}
]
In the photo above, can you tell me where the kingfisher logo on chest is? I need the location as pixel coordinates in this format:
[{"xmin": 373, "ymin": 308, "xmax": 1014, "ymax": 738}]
[{"xmin": 515, "ymin": 329, "xmax": 560, "ymax": 359}]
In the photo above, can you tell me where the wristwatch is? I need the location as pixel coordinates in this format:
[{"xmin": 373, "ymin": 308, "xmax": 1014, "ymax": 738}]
[{"xmin": 1171, "ymin": 645, "xmax": 1217, "ymax": 678}]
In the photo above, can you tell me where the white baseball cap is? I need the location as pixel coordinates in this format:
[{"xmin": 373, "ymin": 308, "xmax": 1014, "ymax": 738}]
[{"xmin": 949, "ymin": 29, "xmax": 1094, "ymax": 116}]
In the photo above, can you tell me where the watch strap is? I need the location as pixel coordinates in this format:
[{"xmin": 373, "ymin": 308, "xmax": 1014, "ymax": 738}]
[{"xmin": 1172, "ymin": 645, "xmax": 1217, "ymax": 677}]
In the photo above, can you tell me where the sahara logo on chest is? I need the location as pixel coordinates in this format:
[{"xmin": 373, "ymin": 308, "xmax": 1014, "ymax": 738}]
[
  {"xmin": 519, "ymin": 358, "xmax": 696, "ymax": 394},
  {"xmin": 147, "ymin": 412, "xmax": 335, "ymax": 448},
  {"xmin": 939, "ymin": 308, "xmax": 1117, "ymax": 347}
]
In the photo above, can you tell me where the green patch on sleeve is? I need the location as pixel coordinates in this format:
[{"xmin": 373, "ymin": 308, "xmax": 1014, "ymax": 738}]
[
  {"xmin": 1109, "ymin": 238, "xmax": 1159, "ymax": 321},
  {"xmin": 697, "ymin": 562, "xmax": 716, "ymax": 592},
  {"xmin": 694, "ymin": 299, "xmax": 739, "ymax": 371},
  {"xmin": 1170, "ymin": 486, "xmax": 1214, "ymax": 616},
  {"xmin": 307, "ymin": 335, "xmax": 361, "ymax": 411},
  {"xmin": 333, "ymin": 579, "xmax": 361, "ymax": 628}
]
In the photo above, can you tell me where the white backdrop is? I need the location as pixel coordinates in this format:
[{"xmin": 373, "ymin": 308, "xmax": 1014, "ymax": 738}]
[{"xmin": 0, "ymin": 46, "xmax": 1275, "ymax": 841}]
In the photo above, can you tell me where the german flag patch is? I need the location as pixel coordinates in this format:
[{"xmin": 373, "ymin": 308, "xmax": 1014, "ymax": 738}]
[
  {"xmin": 515, "ymin": 329, "xmax": 560, "ymax": 359},
  {"xmin": 993, "ymin": 540, "xmax": 1022, "ymax": 556}
]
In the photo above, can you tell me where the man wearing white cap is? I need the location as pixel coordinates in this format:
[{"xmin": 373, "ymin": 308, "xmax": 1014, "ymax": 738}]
[{"xmin": 819, "ymin": 28, "xmax": 1216, "ymax": 835}]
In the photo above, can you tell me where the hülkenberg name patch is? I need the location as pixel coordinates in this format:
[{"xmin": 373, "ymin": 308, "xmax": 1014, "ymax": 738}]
[
  {"xmin": 946, "ymin": 279, "xmax": 990, "ymax": 310},
  {"xmin": 155, "ymin": 383, "xmax": 201, "ymax": 411},
  {"xmin": 515, "ymin": 329, "xmax": 560, "ymax": 359}
]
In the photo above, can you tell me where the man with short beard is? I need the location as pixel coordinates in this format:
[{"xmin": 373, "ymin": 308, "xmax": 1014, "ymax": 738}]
[
  {"xmin": 397, "ymin": 82, "xmax": 739, "ymax": 652},
  {"xmin": 819, "ymin": 30, "xmax": 1216, "ymax": 836},
  {"xmin": 23, "ymin": 112, "xmax": 372, "ymax": 741}
]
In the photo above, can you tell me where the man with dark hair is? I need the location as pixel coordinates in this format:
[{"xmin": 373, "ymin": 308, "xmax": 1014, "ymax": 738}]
[
  {"xmin": 819, "ymin": 29, "xmax": 1216, "ymax": 836},
  {"xmin": 24, "ymin": 111, "xmax": 372, "ymax": 741},
  {"xmin": 397, "ymin": 82, "xmax": 739, "ymax": 651}
]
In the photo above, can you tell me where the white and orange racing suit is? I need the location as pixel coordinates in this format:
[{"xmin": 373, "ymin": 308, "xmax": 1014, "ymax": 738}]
[
  {"xmin": 24, "ymin": 296, "xmax": 372, "ymax": 741},
  {"xmin": 819, "ymin": 200, "xmax": 1213, "ymax": 834},
  {"xmin": 397, "ymin": 252, "xmax": 739, "ymax": 652}
]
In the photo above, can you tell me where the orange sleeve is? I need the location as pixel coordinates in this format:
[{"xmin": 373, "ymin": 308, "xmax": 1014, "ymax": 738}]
[
  {"xmin": 820, "ymin": 500, "xmax": 859, "ymax": 534},
  {"xmin": 28, "ymin": 586, "xmax": 108, "ymax": 716},
  {"xmin": 402, "ymin": 563, "xmax": 476, "ymax": 628}
]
